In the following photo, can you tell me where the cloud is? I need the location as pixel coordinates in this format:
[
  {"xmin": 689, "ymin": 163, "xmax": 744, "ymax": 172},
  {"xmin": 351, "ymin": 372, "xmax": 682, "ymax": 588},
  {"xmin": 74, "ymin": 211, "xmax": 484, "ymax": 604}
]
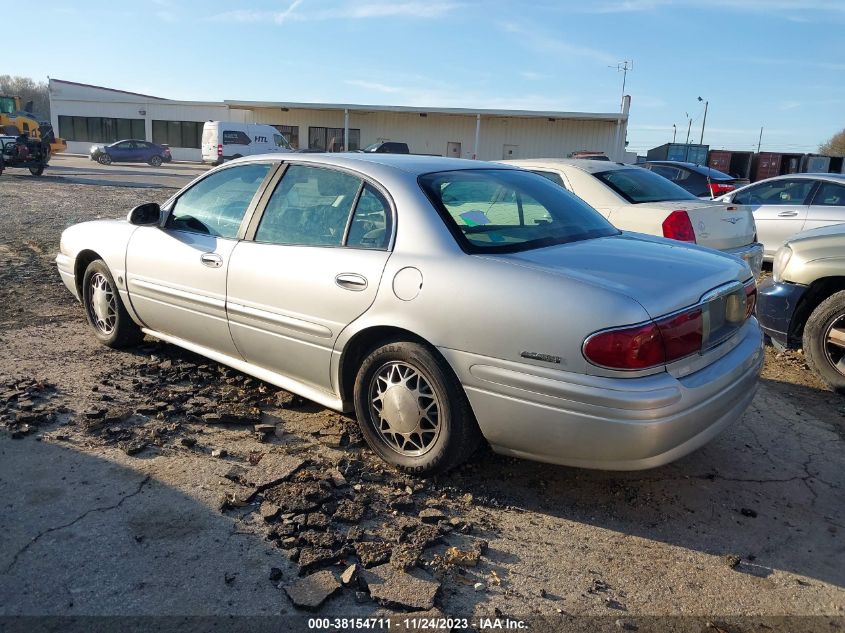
[
  {"xmin": 344, "ymin": 79, "xmax": 402, "ymax": 93},
  {"xmin": 574, "ymin": 0, "xmax": 845, "ymax": 16},
  {"xmin": 207, "ymin": 1, "xmax": 461, "ymax": 24},
  {"xmin": 520, "ymin": 71, "xmax": 548, "ymax": 81},
  {"xmin": 500, "ymin": 22, "xmax": 618, "ymax": 65}
]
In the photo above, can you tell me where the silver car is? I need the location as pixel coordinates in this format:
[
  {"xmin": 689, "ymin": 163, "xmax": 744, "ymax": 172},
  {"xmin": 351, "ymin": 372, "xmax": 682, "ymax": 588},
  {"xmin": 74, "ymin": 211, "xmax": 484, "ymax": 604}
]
[
  {"xmin": 717, "ymin": 173, "xmax": 845, "ymax": 260},
  {"xmin": 56, "ymin": 154, "xmax": 763, "ymax": 474}
]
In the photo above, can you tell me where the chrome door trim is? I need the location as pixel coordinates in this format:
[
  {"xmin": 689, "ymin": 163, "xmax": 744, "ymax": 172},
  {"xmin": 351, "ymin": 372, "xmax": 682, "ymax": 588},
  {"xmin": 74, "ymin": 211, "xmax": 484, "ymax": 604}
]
[{"xmin": 227, "ymin": 301, "xmax": 334, "ymax": 338}]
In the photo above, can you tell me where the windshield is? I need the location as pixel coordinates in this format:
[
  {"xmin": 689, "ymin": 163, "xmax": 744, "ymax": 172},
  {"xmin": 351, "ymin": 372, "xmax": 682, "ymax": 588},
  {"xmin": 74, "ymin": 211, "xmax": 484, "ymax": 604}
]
[
  {"xmin": 363, "ymin": 143, "xmax": 381, "ymax": 152},
  {"xmin": 594, "ymin": 167, "xmax": 698, "ymax": 204},
  {"xmin": 0, "ymin": 97, "xmax": 15, "ymax": 114},
  {"xmin": 418, "ymin": 169, "xmax": 619, "ymax": 253}
]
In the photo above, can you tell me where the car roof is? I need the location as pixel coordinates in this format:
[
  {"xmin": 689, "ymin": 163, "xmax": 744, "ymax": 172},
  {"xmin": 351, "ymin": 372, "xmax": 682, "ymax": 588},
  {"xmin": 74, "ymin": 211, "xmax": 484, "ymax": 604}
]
[
  {"xmin": 500, "ymin": 158, "xmax": 630, "ymax": 173},
  {"xmin": 752, "ymin": 172, "xmax": 845, "ymax": 183},
  {"xmin": 645, "ymin": 160, "xmax": 734, "ymax": 178},
  {"xmin": 234, "ymin": 152, "xmax": 524, "ymax": 176}
]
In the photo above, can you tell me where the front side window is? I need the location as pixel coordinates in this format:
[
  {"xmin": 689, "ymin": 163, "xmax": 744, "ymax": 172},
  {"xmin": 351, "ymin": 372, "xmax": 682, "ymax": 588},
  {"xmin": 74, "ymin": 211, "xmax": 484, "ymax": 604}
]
[
  {"xmin": 166, "ymin": 163, "xmax": 271, "ymax": 238},
  {"xmin": 419, "ymin": 169, "xmax": 618, "ymax": 253},
  {"xmin": 255, "ymin": 165, "xmax": 362, "ymax": 246},
  {"xmin": 734, "ymin": 179, "xmax": 815, "ymax": 206},
  {"xmin": 593, "ymin": 168, "xmax": 697, "ymax": 204}
]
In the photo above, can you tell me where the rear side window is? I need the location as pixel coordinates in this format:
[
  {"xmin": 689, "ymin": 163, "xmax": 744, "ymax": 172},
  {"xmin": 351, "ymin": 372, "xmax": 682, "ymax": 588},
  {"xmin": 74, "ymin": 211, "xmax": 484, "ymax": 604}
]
[
  {"xmin": 419, "ymin": 169, "xmax": 618, "ymax": 253},
  {"xmin": 255, "ymin": 165, "xmax": 362, "ymax": 246},
  {"xmin": 167, "ymin": 163, "xmax": 271, "ymax": 238},
  {"xmin": 530, "ymin": 170, "xmax": 565, "ymax": 187},
  {"xmin": 593, "ymin": 168, "xmax": 697, "ymax": 204},
  {"xmin": 222, "ymin": 130, "xmax": 251, "ymax": 145},
  {"xmin": 346, "ymin": 185, "xmax": 391, "ymax": 249},
  {"xmin": 811, "ymin": 181, "xmax": 845, "ymax": 206}
]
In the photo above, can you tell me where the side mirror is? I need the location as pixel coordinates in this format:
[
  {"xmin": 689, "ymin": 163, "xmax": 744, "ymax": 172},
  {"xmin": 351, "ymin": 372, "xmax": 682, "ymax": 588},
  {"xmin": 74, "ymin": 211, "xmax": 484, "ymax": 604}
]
[{"xmin": 128, "ymin": 202, "xmax": 161, "ymax": 226}]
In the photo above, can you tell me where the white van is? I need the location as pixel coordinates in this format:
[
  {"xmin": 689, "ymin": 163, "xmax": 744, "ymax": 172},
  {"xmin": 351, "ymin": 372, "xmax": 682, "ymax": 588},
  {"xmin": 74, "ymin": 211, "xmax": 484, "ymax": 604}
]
[{"xmin": 201, "ymin": 121, "xmax": 292, "ymax": 164}]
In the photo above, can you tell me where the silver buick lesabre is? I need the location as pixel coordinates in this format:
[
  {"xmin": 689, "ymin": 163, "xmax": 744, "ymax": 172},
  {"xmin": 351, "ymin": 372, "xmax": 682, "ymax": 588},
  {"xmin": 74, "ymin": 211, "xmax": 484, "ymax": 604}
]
[{"xmin": 56, "ymin": 154, "xmax": 763, "ymax": 474}]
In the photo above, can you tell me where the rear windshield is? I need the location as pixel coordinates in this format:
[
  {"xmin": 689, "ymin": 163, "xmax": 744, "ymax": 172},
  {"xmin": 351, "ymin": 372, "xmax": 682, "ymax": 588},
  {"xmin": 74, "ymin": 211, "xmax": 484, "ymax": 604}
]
[
  {"xmin": 418, "ymin": 169, "xmax": 619, "ymax": 253},
  {"xmin": 594, "ymin": 168, "xmax": 698, "ymax": 204}
]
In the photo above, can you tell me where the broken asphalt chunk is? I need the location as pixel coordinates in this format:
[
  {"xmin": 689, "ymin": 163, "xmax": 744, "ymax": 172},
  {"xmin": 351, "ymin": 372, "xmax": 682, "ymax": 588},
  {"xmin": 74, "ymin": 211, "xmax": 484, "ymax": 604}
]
[
  {"xmin": 242, "ymin": 454, "xmax": 305, "ymax": 490},
  {"xmin": 360, "ymin": 564, "xmax": 440, "ymax": 611},
  {"xmin": 284, "ymin": 570, "xmax": 340, "ymax": 610}
]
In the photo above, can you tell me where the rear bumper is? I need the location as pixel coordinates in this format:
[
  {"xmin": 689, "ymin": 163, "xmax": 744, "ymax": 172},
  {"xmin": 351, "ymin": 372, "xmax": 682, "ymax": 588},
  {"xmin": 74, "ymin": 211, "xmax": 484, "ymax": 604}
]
[
  {"xmin": 724, "ymin": 242, "xmax": 764, "ymax": 278},
  {"xmin": 441, "ymin": 320, "xmax": 763, "ymax": 470},
  {"xmin": 756, "ymin": 278, "xmax": 808, "ymax": 348}
]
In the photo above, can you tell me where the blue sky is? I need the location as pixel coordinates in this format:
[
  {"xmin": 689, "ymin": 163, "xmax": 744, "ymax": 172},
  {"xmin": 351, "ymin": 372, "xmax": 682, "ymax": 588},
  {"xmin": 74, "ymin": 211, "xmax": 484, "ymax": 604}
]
[{"xmin": 8, "ymin": 0, "xmax": 844, "ymax": 154}]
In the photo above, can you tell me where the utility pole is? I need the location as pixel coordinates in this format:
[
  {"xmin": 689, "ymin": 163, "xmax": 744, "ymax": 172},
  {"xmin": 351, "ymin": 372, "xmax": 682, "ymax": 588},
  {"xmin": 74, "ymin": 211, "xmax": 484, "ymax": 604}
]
[
  {"xmin": 757, "ymin": 127, "xmax": 763, "ymax": 153},
  {"xmin": 698, "ymin": 97, "xmax": 708, "ymax": 145},
  {"xmin": 685, "ymin": 116, "xmax": 692, "ymax": 145},
  {"xmin": 673, "ymin": 124, "xmax": 677, "ymax": 143},
  {"xmin": 609, "ymin": 61, "xmax": 633, "ymax": 161}
]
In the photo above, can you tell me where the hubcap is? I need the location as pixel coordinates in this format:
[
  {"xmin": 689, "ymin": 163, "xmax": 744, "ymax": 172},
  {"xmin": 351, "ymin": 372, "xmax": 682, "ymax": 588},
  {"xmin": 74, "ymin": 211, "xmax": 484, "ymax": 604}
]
[
  {"xmin": 87, "ymin": 272, "xmax": 117, "ymax": 335},
  {"xmin": 369, "ymin": 361, "xmax": 441, "ymax": 456},
  {"xmin": 824, "ymin": 316, "xmax": 845, "ymax": 376}
]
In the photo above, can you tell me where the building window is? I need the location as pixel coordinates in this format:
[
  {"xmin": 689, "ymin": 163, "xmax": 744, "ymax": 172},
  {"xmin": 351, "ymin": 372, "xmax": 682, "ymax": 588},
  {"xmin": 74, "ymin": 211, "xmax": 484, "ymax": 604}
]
[
  {"xmin": 152, "ymin": 120, "xmax": 203, "ymax": 148},
  {"xmin": 272, "ymin": 125, "xmax": 299, "ymax": 150},
  {"xmin": 58, "ymin": 116, "xmax": 145, "ymax": 143},
  {"xmin": 308, "ymin": 126, "xmax": 360, "ymax": 152}
]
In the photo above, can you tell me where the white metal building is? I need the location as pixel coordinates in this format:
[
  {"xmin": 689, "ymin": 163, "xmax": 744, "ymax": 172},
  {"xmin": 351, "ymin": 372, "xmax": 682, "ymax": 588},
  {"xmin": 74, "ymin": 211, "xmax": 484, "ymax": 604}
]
[{"xmin": 49, "ymin": 78, "xmax": 631, "ymax": 163}]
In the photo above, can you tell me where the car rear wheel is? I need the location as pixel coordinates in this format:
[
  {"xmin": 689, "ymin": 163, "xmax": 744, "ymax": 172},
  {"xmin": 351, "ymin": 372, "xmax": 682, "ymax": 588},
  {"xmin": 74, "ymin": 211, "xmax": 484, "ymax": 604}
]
[
  {"xmin": 803, "ymin": 290, "xmax": 845, "ymax": 393},
  {"xmin": 98, "ymin": 154, "xmax": 112, "ymax": 165},
  {"xmin": 82, "ymin": 260, "xmax": 143, "ymax": 349},
  {"xmin": 353, "ymin": 341, "xmax": 482, "ymax": 475},
  {"xmin": 149, "ymin": 155, "xmax": 163, "ymax": 167}
]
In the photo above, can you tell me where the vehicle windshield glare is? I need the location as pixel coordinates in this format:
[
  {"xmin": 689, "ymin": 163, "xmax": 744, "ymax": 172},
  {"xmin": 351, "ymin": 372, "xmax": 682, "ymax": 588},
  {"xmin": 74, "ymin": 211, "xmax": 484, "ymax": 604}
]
[
  {"xmin": 594, "ymin": 167, "xmax": 698, "ymax": 204},
  {"xmin": 419, "ymin": 169, "xmax": 619, "ymax": 253}
]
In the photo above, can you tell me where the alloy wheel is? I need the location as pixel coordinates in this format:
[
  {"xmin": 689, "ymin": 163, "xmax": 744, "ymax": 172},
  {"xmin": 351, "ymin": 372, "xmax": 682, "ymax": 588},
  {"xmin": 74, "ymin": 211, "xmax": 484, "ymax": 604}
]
[{"xmin": 823, "ymin": 315, "xmax": 845, "ymax": 376}]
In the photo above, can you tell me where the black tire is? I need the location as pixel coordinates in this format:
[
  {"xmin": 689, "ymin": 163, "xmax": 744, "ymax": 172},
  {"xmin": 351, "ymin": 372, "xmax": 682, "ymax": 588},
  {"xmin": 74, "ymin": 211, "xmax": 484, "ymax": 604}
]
[
  {"xmin": 29, "ymin": 164, "xmax": 45, "ymax": 176},
  {"xmin": 353, "ymin": 340, "xmax": 482, "ymax": 475},
  {"xmin": 149, "ymin": 155, "xmax": 163, "ymax": 167},
  {"xmin": 98, "ymin": 153, "xmax": 112, "ymax": 165},
  {"xmin": 803, "ymin": 290, "xmax": 845, "ymax": 393},
  {"xmin": 81, "ymin": 260, "xmax": 143, "ymax": 349}
]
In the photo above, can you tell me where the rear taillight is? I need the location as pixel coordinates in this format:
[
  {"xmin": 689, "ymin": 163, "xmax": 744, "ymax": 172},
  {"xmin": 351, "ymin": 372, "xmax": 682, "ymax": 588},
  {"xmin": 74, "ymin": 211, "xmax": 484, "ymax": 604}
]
[
  {"xmin": 745, "ymin": 283, "xmax": 757, "ymax": 319},
  {"xmin": 709, "ymin": 182, "xmax": 736, "ymax": 196},
  {"xmin": 583, "ymin": 306, "xmax": 704, "ymax": 370},
  {"xmin": 217, "ymin": 144, "xmax": 223, "ymax": 157},
  {"xmin": 583, "ymin": 321, "xmax": 664, "ymax": 370},
  {"xmin": 662, "ymin": 210, "xmax": 696, "ymax": 243}
]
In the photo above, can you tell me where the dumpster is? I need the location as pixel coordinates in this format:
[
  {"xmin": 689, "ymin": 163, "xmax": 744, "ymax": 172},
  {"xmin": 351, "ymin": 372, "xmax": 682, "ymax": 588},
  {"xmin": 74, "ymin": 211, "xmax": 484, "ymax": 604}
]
[{"xmin": 647, "ymin": 143, "xmax": 709, "ymax": 164}]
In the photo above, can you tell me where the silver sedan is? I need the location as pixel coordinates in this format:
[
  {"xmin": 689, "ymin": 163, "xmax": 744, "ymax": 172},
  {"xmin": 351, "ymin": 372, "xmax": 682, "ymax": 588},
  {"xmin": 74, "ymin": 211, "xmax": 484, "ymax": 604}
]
[
  {"xmin": 56, "ymin": 154, "xmax": 763, "ymax": 474},
  {"xmin": 717, "ymin": 173, "xmax": 845, "ymax": 260}
]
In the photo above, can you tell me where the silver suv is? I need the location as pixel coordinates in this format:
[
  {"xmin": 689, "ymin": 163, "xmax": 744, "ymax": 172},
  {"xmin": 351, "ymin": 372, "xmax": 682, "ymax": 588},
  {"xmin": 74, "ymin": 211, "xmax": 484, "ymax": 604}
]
[{"xmin": 757, "ymin": 223, "xmax": 845, "ymax": 391}]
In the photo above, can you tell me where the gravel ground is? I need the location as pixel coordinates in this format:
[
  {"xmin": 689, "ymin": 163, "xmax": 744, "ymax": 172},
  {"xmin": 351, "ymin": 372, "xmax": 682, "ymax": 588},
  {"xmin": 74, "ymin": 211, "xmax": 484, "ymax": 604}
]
[{"xmin": 0, "ymin": 168, "xmax": 843, "ymax": 631}]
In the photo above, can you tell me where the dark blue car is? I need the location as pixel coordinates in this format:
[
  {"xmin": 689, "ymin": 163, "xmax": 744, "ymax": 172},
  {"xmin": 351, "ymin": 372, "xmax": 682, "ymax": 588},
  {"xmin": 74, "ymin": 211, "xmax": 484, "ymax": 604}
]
[{"xmin": 90, "ymin": 139, "xmax": 172, "ymax": 166}]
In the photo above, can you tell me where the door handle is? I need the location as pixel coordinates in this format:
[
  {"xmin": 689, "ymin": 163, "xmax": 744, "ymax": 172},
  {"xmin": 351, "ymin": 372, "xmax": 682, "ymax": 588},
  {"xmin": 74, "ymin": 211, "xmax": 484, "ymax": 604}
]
[
  {"xmin": 335, "ymin": 273, "xmax": 368, "ymax": 291},
  {"xmin": 200, "ymin": 252, "xmax": 223, "ymax": 268},
  {"xmin": 777, "ymin": 211, "xmax": 799, "ymax": 217}
]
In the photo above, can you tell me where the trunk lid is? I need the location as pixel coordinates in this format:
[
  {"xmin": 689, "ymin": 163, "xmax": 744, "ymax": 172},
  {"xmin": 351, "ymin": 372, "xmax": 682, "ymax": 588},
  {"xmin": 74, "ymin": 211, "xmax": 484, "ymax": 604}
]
[
  {"xmin": 647, "ymin": 200, "xmax": 754, "ymax": 250},
  {"xmin": 495, "ymin": 232, "xmax": 751, "ymax": 319}
]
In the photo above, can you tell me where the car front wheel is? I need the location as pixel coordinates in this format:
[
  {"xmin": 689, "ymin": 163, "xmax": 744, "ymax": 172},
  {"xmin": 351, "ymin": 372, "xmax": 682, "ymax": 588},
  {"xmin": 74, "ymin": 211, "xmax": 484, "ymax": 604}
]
[
  {"xmin": 353, "ymin": 341, "xmax": 482, "ymax": 475},
  {"xmin": 98, "ymin": 153, "xmax": 112, "ymax": 165},
  {"xmin": 803, "ymin": 290, "xmax": 845, "ymax": 393},
  {"xmin": 82, "ymin": 260, "xmax": 143, "ymax": 349},
  {"xmin": 149, "ymin": 155, "xmax": 163, "ymax": 167}
]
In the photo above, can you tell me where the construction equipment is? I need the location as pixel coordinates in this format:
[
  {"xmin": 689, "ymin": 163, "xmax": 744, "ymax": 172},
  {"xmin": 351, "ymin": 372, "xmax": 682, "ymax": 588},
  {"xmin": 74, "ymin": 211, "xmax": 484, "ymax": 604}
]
[
  {"xmin": 0, "ymin": 133, "xmax": 50, "ymax": 176},
  {"xmin": 0, "ymin": 95, "xmax": 66, "ymax": 156}
]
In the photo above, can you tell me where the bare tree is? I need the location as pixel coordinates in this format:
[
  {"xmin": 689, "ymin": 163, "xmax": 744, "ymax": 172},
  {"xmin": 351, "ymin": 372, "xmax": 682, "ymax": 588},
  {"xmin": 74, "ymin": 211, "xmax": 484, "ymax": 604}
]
[
  {"xmin": 820, "ymin": 128, "xmax": 845, "ymax": 157},
  {"xmin": 0, "ymin": 75, "xmax": 50, "ymax": 119}
]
